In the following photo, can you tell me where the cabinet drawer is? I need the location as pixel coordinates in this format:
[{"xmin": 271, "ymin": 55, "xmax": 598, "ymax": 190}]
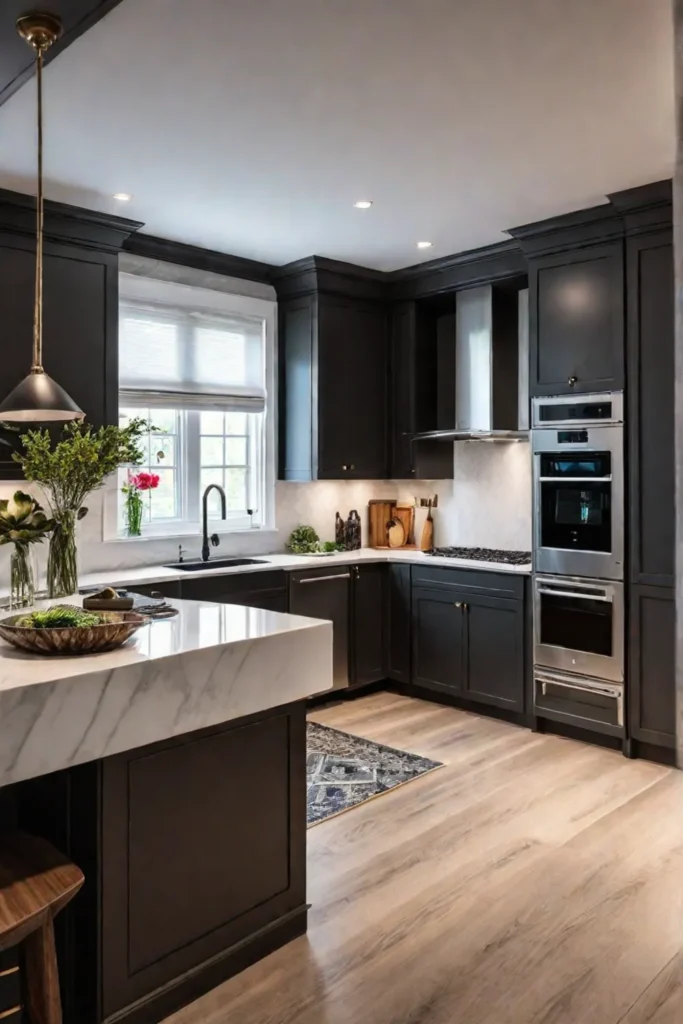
[
  {"xmin": 182, "ymin": 571, "xmax": 287, "ymax": 603},
  {"xmin": 534, "ymin": 670, "xmax": 624, "ymax": 737},
  {"xmin": 128, "ymin": 580, "xmax": 182, "ymax": 600},
  {"xmin": 411, "ymin": 565, "xmax": 524, "ymax": 600}
]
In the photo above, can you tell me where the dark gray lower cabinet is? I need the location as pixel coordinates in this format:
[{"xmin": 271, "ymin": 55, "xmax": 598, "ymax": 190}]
[
  {"xmin": 289, "ymin": 567, "xmax": 350, "ymax": 689},
  {"xmin": 629, "ymin": 584, "xmax": 675, "ymax": 749},
  {"xmin": 180, "ymin": 571, "xmax": 288, "ymax": 612},
  {"xmin": 412, "ymin": 586, "xmax": 466, "ymax": 695},
  {"xmin": 462, "ymin": 593, "xmax": 525, "ymax": 711},
  {"xmin": 411, "ymin": 571, "xmax": 525, "ymax": 712},
  {"xmin": 387, "ymin": 563, "xmax": 411, "ymax": 684},
  {"xmin": 127, "ymin": 581, "xmax": 182, "ymax": 600},
  {"xmin": 351, "ymin": 564, "xmax": 386, "ymax": 687}
]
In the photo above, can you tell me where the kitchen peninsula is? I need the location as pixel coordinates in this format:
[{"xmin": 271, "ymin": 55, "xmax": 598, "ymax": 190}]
[{"xmin": 0, "ymin": 598, "xmax": 333, "ymax": 1024}]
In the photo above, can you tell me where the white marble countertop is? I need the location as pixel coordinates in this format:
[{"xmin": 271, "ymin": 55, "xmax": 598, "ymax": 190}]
[
  {"xmin": 0, "ymin": 597, "xmax": 333, "ymax": 788},
  {"xmin": 77, "ymin": 546, "xmax": 531, "ymax": 592}
]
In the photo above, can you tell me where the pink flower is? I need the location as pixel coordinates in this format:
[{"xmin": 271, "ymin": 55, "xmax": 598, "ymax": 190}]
[{"xmin": 131, "ymin": 471, "xmax": 160, "ymax": 491}]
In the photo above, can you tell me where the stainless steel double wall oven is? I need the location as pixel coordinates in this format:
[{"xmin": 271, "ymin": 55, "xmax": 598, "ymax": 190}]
[{"xmin": 531, "ymin": 393, "xmax": 625, "ymax": 734}]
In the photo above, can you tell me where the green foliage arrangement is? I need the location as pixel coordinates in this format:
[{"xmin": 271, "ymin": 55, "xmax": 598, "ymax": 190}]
[
  {"xmin": 0, "ymin": 490, "xmax": 53, "ymax": 547},
  {"xmin": 16, "ymin": 606, "xmax": 103, "ymax": 629},
  {"xmin": 286, "ymin": 526, "xmax": 342, "ymax": 555},
  {"xmin": 287, "ymin": 524, "xmax": 320, "ymax": 553},
  {"xmin": 13, "ymin": 419, "xmax": 151, "ymax": 522}
]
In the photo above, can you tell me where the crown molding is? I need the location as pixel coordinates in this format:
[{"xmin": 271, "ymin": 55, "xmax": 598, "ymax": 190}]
[
  {"xmin": 0, "ymin": 188, "xmax": 142, "ymax": 253},
  {"xmin": 123, "ymin": 232, "xmax": 274, "ymax": 283}
]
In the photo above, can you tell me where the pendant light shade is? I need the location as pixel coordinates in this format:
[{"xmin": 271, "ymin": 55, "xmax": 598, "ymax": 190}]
[
  {"xmin": 0, "ymin": 369, "xmax": 85, "ymax": 422},
  {"xmin": 0, "ymin": 12, "xmax": 84, "ymax": 424}
]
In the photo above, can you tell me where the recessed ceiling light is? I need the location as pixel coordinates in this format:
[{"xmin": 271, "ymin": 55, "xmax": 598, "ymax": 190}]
[
  {"xmin": 417, "ymin": 241, "xmax": 433, "ymax": 249},
  {"xmin": 354, "ymin": 200, "xmax": 373, "ymax": 209},
  {"xmin": 112, "ymin": 192, "xmax": 132, "ymax": 201}
]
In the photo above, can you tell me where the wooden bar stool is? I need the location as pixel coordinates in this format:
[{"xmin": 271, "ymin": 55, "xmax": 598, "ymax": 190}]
[{"xmin": 0, "ymin": 832, "xmax": 83, "ymax": 1024}]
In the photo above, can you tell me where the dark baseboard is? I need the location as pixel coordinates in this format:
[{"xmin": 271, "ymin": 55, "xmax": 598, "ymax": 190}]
[
  {"xmin": 631, "ymin": 740, "xmax": 677, "ymax": 767},
  {"xmin": 105, "ymin": 905, "xmax": 308, "ymax": 1024},
  {"xmin": 307, "ymin": 679, "xmax": 389, "ymax": 710},
  {"xmin": 385, "ymin": 680, "xmax": 531, "ymax": 729}
]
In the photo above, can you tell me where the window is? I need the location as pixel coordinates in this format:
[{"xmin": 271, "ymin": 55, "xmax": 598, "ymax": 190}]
[{"xmin": 114, "ymin": 276, "xmax": 275, "ymax": 538}]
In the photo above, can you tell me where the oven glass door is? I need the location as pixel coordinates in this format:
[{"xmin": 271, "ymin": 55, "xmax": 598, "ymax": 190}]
[
  {"xmin": 538, "ymin": 587, "xmax": 613, "ymax": 658},
  {"xmin": 539, "ymin": 452, "xmax": 612, "ymax": 554}
]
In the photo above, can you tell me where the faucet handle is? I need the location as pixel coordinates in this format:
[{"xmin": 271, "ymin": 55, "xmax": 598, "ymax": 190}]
[{"xmin": 210, "ymin": 533, "xmax": 220, "ymax": 548}]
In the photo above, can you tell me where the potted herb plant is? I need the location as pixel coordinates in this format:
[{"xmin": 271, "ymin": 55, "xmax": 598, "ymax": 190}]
[
  {"xmin": 14, "ymin": 418, "xmax": 151, "ymax": 598},
  {"xmin": 0, "ymin": 491, "xmax": 54, "ymax": 608}
]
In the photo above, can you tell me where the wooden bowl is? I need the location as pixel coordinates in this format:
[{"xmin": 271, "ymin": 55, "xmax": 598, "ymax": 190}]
[{"xmin": 0, "ymin": 608, "xmax": 148, "ymax": 656}]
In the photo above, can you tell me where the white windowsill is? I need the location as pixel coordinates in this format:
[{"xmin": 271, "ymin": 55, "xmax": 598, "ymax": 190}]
[{"xmin": 103, "ymin": 526, "xmax": 279, "ymax": 545}]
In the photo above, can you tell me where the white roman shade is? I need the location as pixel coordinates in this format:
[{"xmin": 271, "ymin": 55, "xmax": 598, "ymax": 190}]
[{"xmin": 119, "ymin": 302, "xmax": 266, "ymax": 412}]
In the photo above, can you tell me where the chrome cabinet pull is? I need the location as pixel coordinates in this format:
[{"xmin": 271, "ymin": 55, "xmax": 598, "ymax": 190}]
[
  {"xmin": 538, "ymin": 677, "xmax": 623, "ymax": 727},
  {"xmin": 297, "ymin": 572, "xmax": 351, "ymax": 584},
  {"xmin": 537, "ymin": 587, "xmax": 612, "ymax": 602},
  {"xmin": 537, "ymin": 476, "xmax": 612, "ymax": 483},
  {"xmin": 568, "ymin": 375, "xmax": 577, "ymax": 386}
]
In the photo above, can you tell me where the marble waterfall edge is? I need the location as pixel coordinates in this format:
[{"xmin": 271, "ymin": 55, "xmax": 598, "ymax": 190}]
[{"xmin": 0, "ymin": 599, "xmax": 333, "ymax": 788}]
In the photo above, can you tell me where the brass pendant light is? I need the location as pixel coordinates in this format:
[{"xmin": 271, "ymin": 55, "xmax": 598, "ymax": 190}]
[{"xmin": 0, "ymin": 12, "xmax": 84, "ymax": 423}]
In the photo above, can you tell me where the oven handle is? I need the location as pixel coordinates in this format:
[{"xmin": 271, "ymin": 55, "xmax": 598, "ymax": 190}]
[
  {"xmin": 538, "ymin": 677, "xmax": 623, "ymax": 727},
  {"xmin": 537, "ymin": 476, "xmax": 612, "ymax": 483},
  {"xmin": 536, "ymin": 587, "xmax": 612, "ymax": 603}
]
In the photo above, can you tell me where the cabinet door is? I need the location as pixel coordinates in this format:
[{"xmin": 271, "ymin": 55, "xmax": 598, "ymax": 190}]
[
  {"xmin": 387, "ymin": 563, "xmax": 411, "ymax": 684},
  {"xmin": 629, "ymin": 585, "xmax": 675, "ymax": 748},
  {"xmin": 351, "ymin": 564, "xmax": 386, "ymax": 687},
  {"xmin": 529, "ymin": 243, "xmax": 624, "ymax": 396},
  {"xmin": 627, "ymin": 232, "xmax": 674, "ymax": 587},
  {"xmin": 289, "ymin": 568, "xmax": 350, "ymax": 690},
  {"xmin": 411, "ymin": 586, "xmax": 465, "ymax": 695},
  {"xmin": 0, "ymin": 241, "xmax": 116, "ymax": 477},
  {"xmin": 461, "ymin": 593, "xmax": 525, "ymax": 712},
  {"xmin": 318, "ymin": 296, "xmax": 388, "ymax": 479}
]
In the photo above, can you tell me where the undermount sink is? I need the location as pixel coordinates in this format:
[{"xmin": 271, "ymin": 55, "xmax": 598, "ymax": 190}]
[{"xmin": 164, "ymin": 558, "xmax": 269, "ymax": 572}]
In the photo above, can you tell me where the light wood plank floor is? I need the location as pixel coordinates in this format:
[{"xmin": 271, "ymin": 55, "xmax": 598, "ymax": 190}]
[{"xmin": 167, "ymin": 692, "xmax": 683, "ymax": 1024}]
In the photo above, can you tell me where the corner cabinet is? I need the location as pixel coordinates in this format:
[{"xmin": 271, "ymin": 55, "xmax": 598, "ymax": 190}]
[
  {"xmin": 529, "ymin": 242, "xmax": 624, "ymax": 396},
  {"xmin": 389, "ymin": 301, "xmax": 454, "ymax": 480},
  {"xmin": 350, "ymin": 563, "xmax": 386, "ymax": 688},
  {"xmin": 279, "ymin": 293, "xmax": 388, "ymax": 480}
]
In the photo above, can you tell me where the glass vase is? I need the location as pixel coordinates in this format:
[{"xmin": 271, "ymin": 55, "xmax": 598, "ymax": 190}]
[
  {"xmin": 9, "ymin": 545, "xmax": 35, "ymax": 610},
  {"xmin": 47, "ymin": 510, "xmax": 78, "ymax": 599},
  {"xmin": 125, "ymin": 489, "xmax": 144, "ymax": 537}
]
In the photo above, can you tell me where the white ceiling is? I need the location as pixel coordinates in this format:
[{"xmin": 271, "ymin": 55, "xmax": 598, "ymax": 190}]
[{"xmin": 0, "ymin": 0, "xmax": 674, "ymax": 271}]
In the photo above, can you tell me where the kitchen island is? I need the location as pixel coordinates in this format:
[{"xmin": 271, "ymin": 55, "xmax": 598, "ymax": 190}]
[{"xmin": 0, "ymin": 598, "xmax": 333, "ymax": 1024}]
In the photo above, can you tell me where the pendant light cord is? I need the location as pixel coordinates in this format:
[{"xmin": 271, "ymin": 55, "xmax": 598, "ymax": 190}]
[{"xmin": 32, "ymin": 44, "xmax": 44, "ymax": 373}]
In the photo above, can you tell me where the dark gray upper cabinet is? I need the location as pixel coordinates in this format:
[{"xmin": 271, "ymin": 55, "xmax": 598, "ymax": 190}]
[
  {"xmin": 0, "ymin": 195, "xmax": 139, "ymax": 478},
  {"xmin": 389, "ymin": 300, "xmax": 454, "ymax": 480},
  {"xmin": 528, "ymin": 242, "xmax": 624, "ymax": 396},
  {"xmin": 627, "ymin": 230, "xmax": 674, "ymax": 588},
  {"xmin": 279, "ymin": 292, "xmax": 388, "ymax": 480}
]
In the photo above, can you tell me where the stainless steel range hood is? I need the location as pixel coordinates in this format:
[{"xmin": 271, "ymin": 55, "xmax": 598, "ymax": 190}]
[{"xmin": 413, "ymin": 284, "xmax": 529, "ymax": 443}]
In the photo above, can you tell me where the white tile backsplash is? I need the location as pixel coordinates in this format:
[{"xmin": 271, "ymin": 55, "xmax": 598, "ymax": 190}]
[{"xmin": 0, "ymin": 441, "xmax": 531, "ymax": 579}]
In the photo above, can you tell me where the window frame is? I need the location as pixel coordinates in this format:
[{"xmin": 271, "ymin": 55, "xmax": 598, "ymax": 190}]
[{"xmin": 104, "ymin": 277, "xmax": 277, "ymax": 543}]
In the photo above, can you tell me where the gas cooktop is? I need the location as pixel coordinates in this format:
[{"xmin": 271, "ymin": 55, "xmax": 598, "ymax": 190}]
[{"xmin": 427, "ymin": 546, "xmax": 532, "ymax": 566}]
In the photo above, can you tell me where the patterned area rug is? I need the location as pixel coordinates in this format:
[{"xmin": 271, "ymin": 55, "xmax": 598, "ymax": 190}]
[{"xmin": 306, "ymin": 721, "xmax": 444, "ymax": 826}]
